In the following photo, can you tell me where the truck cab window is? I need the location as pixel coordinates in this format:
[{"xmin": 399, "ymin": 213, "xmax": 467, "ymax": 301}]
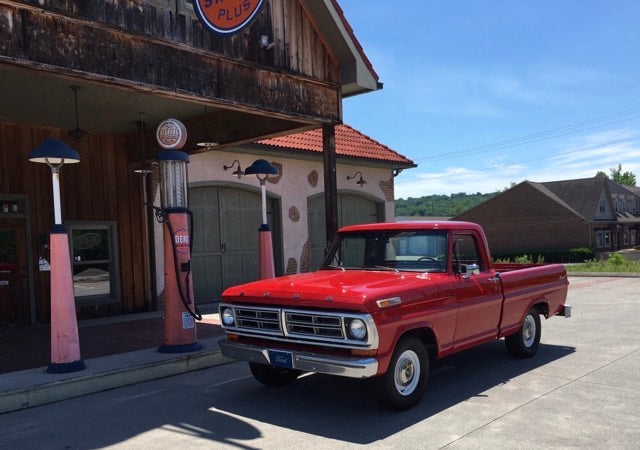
[{"xmin": 453, "ymin": 234, "xmax": 483, "ymax": 271}]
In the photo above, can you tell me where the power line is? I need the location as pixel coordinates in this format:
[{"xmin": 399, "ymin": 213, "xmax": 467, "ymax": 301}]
[
  {"xmin": 396, "ymin": 136, "xmax": 640, "ymax": 186},
  {"xmin": 414, "ymin": 106, "xmax": 640, "ymax": 163}
]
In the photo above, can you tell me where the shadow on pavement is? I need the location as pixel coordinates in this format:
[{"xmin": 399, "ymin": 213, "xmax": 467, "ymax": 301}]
[
  {"xmin": 0, "ymin": 340, "xmax": 574, "ymax": 448},
  {"xmin": 206, "ymin": 340, "xmax": 575, "ymax": 445}
]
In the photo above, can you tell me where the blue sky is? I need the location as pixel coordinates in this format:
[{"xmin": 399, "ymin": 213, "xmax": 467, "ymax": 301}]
[{"xmin": 339, "ymin": 1, "xmax": 640, "ymax": 198}]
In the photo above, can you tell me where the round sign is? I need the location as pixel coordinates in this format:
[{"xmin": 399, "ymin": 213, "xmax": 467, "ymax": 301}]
[
  {"xmin": 156, "ymin": 119, "xmax": 187, "ymax": 150},
  {"xmin": 193, "ymin": 0, "xmax": 265, "ymax": 36}
]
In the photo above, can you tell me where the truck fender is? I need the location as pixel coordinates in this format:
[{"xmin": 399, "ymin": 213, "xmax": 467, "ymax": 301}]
[
  {"xmin": 500, "ymin": 298, "xmax": 549, "ymax": 338},
  {"xmin": 377, "ymin": 322, "xmax": 439, "ymax": 374}
]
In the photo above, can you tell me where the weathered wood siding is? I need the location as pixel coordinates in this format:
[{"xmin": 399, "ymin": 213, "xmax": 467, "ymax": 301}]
[
  {"xmin": 0, "ymin": 123, "xmax": 149, "ymax": 321},
  {"xmin": 0, "ymin": 0, "xmax": 341, "ymax": 121}
]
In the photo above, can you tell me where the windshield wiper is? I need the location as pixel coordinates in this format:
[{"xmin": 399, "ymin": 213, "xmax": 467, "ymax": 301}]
[
  {"xmin": 323, "ymin": 265, "xmax": 345, "ymax": 271},
  {"xmin": 368, "ymin": 265, "xmax": 399, "ymax": 273}
]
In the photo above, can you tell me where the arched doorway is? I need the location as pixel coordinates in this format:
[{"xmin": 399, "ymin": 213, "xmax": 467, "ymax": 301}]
[
  {"xmin": 188, "ymin": 184, "xmax": 282, "ymax": 303},
  {"xmin": 307, "ymin": 192, "xmax": 384, "ymax": 270}
]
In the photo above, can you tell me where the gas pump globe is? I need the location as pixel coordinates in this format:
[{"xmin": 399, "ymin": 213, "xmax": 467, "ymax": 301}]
[{"xmin": 155, "ymin": 119, "xmax": 202, "ymax": 353}]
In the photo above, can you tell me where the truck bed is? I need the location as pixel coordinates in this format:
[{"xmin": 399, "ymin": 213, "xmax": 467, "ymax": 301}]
[{"xmin": 496, "ymin": 263, "xmax": 568, "ymax": 337}]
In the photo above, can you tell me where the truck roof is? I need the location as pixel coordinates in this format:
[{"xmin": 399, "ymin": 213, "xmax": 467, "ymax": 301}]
[{"xmin": 339, "ymin": 221, "xmax": 484, "ymax": 232}]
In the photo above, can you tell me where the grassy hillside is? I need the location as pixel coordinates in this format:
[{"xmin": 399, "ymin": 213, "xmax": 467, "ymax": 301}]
[{"xmin": 395, "ymin": 192, "xmax": 496, "ymax": 217}]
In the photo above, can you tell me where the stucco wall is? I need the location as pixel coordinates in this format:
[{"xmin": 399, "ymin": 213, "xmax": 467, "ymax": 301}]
[{"xmin": 154, "ymin": 148, "xmax": 395, "ymax": 294}]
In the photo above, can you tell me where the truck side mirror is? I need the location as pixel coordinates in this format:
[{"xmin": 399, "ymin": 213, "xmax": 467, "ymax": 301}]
[{"xmin": 462, "ymin": 263, "xmax": 480, "ymax": 279}]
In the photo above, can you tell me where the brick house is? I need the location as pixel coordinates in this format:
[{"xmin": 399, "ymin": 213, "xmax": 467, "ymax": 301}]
[{"xmin": 454, "ymin": 176, "xmax": 640, "ymax": 256}]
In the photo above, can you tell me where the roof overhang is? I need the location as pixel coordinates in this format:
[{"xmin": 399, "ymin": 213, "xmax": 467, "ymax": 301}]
[{"xmin": 302, "ymin": 0, "xmax": 381, "ymax": 97}]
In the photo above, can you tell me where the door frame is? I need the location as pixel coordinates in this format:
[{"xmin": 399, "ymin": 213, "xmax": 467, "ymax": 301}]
[
  {"xmin": 0, "ymin": 194, "xmax": 36, "ymax": 323},
  {"xmin": 188, "ymin": 181, "xmax": 284, "ymax": 277}
]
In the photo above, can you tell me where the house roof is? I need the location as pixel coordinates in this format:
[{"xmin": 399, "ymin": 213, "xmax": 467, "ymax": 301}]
[
  {"xmin": 256, "ymin": 124, "xmax": 415, "ymax": 168},
  {"xmin": 627, "ymin": 185, "xmax": 640, "ymax": 196},
  {"xmin": 539, "ymin": 176, "xmax": 607, "ymax": 220}
]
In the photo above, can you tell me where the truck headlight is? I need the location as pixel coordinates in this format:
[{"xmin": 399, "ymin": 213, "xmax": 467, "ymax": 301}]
[
  {"xmin": 348, "ymin": 318, "xmax": 367, "ymax": 340},
  {"xmin": 221, "ymin": 308, "xmax": 235, "ymax": 326}
]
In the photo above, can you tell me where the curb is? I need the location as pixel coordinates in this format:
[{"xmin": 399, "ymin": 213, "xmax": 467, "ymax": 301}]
[
  {"xmin": 0, "ymin": 337, "xmax": 233, "ymax": 415},
  {"xmin": 567, "ymin": 272, "xmax": 640, "ymax": 278}
]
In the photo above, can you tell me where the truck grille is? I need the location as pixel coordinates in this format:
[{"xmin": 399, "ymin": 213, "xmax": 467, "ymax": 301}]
[
  {"xmin": 234, "ymin": 307, "xmax": 281, "ymax": 334},
  {"xmin": 219, "ymin": 303, "xmax": 378, "ymax": 348},
  {"xmin": 284, "ymin": 311, "xmax": 344, "ymax": 339}
]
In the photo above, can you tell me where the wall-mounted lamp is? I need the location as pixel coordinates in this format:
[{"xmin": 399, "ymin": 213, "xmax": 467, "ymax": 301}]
[
  {"xmin": 392, "ymin": 168, "xmax": 404, "ymax": 178},
  {"xmin": 67, "ymin": 86, "xmax": 87, "ymax": 142},
  {"xmin": 347, "ymin": 171, "xmax": 367, "ymax": 187},
  {"xmin": 260, "ymin": 35, "xmax": 275, "ymax": 50},
  {"xmin": 223, "ymin": 160, "xmax": 243, "ymax": 179}
]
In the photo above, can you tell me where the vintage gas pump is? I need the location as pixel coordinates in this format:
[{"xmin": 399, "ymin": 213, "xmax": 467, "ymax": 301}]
[{"xmin": 155, "ymin": 119, "xmax": 202, "ymax": 353}]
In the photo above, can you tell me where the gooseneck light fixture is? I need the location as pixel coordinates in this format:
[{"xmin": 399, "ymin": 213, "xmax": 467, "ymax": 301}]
[
  {"xmin": 223, "ymin": 159, "xmax": 243, "ymax": 179},
  {"xmin": 245, "ymin": 159, "xmax": 278, "ymax": 279},
  {"xmin": 29, "ymin": 138, "xmax": 85, "ymax": 373},
  {"xmin": 347, "ymin": 171, "xmax": 367, "ymax": 187}
]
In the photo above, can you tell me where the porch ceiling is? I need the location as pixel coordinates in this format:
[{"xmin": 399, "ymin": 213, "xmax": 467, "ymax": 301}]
[{"xmin": 0, "ymin": 65, "xmax": 315, "ymax": 148}]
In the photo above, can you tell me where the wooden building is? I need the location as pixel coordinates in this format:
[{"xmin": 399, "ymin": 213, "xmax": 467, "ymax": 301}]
[{"xmin": 0, "ymin": 0, "xmax": 380, "ymax": 323}]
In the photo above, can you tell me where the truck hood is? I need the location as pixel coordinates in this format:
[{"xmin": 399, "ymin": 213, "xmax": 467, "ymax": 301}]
[{"xmin": 221, "ymin": 269, "xmax": 441, "ymax": 313}]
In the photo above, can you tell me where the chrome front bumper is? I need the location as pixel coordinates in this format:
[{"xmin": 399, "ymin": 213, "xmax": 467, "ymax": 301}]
[{"xmin": 219, "ymin": 339, "xmax": 379, "ymax": 379}]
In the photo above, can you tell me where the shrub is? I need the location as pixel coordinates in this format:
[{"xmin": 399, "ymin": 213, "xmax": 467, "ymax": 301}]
[{"xmin": 514, "ymin": 254, "xmax": 533, "ymax": 264}]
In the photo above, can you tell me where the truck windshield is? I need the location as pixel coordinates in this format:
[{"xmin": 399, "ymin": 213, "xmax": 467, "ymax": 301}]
[{"xmin": 322, "ymin": 230, "xmax": 448, "ymax": 273}]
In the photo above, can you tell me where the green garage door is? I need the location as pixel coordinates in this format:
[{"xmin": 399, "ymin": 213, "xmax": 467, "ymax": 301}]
[
  {"xmin": 189, "ymin": 186, "xmax": 278, "ymax": 303},
  {"xmin": 308, "ymin": 193, "xmax": 382, "ymax": 271}
]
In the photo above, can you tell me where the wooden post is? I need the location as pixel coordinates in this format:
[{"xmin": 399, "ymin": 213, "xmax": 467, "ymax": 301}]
[{"xmin": 323, "ymin": 123, "xmax": 338, "ymax": 251}]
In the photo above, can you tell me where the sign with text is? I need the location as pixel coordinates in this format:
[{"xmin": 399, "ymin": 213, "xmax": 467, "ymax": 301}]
[{"xmin": 193, "ymin": 0, "xmax": 265, "ymax": 36}]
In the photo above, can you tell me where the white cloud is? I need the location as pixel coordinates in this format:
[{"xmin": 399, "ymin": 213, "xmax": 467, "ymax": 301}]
[{"xmin": 395, "ymin": 128, "xmax": 640, "ymax": 198}]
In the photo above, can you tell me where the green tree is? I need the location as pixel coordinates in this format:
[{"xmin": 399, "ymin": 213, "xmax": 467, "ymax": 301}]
[
  {"xmin": 610, "ymin": 164, "xmax": 637, "ymax": 186},
  {"xmin": 595, "ymin": 170, "xmax": 607, "ymax": 178}
]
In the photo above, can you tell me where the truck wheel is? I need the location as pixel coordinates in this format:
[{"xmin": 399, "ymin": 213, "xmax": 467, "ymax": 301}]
[
  {"xmin": 249, "ymin": 362, "xmax": 301, "ymax": 387},
  {"xmin": 370, "ymin": 337, "xmax": 429, "ymax": 411},
  {"xmin": 505, "ymin": 308, "xmax": 541, "ymax": 358}
]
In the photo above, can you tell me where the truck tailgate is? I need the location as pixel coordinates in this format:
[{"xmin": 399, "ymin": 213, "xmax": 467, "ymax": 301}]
[{"xmin": 497, "ymin": 264, "xmax": 568, "ymax": 337}]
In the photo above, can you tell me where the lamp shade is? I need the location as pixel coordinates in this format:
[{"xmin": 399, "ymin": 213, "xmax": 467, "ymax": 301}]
[
  {"xmin": 245, "ymin": 159, "xmax": 278, "ymax": 176},
  {"xmin": 156, "ymin": 150, "xmax": 190, "ymax": 162},
  {"xmin": 28, "ymin": 138, "xmax": 80, "ymax": 164}
]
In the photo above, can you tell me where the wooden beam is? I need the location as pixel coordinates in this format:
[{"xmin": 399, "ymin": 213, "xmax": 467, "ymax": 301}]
[
  {"xmin": 322, "ymin": 123, "xmax": 338, "ymax": 249},
  {"xmin": 0, "ymin": 2, "xmax": 341, "ymax": 123}
]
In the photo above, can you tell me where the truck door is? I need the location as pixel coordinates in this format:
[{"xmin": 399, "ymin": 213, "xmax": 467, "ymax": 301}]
[{"xmin": 451, "ymin": 232, "xmax": 502, "ymax": 349}]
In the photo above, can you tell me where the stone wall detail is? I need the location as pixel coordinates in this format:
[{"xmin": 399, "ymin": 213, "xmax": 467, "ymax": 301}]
[
  {"xmin": 267, "ymin": 162, "xmax": 283, "ymax": 184},
  {"xmin": 288, "ymin": 205, "xmax": 300, "ymax": 222},
  {"xmin": 379, "ymin": 177, "xmax": 394, "ymax": 201},
  {"xmin": 308, "ymin": 170, "xmax": 319, "ymax": 187},
  {"xmin": 300, "ymin": 240, "xmax": 310, "ymax": 273},
  {"xmin": 285, "ymin": 258, "xmax": 298, "ymax": 275}
]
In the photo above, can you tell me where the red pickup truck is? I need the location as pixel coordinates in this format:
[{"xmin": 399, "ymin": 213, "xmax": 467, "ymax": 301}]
[{"xmin": 219, "ymin": 221, "xmax": 570, "ymax": 410}]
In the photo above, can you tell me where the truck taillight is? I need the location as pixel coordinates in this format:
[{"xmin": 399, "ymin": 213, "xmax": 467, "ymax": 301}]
[{"xmin": 227, "ymin": 333, "xmax": 239, "ymax": 340}]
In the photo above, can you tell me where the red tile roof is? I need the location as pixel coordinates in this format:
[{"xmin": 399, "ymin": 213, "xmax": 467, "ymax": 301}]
[{"xmin": 256, "ymin": 124, "xmax": 414, "ymax": 166}]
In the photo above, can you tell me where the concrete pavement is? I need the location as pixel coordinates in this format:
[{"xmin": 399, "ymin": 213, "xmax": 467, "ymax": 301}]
[{"xmin": 0, "ymin": 276, "xmax": 638, "ymax": 448}]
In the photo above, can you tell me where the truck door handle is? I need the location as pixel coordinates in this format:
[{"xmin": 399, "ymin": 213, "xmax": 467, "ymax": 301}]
[
  {"xmin": 220, "ymin": 243, "xmax": 227, "ymax": 254},
  {"xmin": 488, "ymin": 277, "xmax": 499, "ymax": 282}
]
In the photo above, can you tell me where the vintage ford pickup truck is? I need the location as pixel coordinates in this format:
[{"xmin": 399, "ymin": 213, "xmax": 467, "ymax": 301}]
[{"xmin": 218, "ymin": 221, "xmax": 571, "ymax": 410}]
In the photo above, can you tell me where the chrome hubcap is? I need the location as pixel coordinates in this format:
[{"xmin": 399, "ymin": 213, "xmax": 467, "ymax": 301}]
[
  {"xmin": 394, "ymin": 350, "xmax": 420, "ymax": 396},
  {"xmin": 523, "ymin": 315, "xmax": 536, "ymax": 347}
]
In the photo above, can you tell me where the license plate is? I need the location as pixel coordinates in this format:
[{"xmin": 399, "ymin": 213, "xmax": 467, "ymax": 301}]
[{"xmin": 268, "ymin": 350, "xmax": 293, "ymax": 369}]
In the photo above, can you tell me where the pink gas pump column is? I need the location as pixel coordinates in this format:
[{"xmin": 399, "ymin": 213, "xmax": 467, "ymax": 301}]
[
  {"xmin": 29, "ymin": 138, "xmax": 85, "ymax": 373},
  {"xmin": 155, "ymin": 119, "xmax": 202, "ymax": 353},
  {"xmin": 244, "ymin": 159, "xmax": 279, "ymax": 279}
]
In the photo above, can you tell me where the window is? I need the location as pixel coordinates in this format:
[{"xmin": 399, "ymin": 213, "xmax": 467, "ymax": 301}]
[
  {"xmin": 599, "ymin": 200, "xmax": 606, "ymax": 213},
  {"xmin": 596, "ymin": 231, "xmax": 603, "ymax": 249},
  {"xmin": 453, "ymin": 234, "xmax": 483, "ymax": 271},
  {"xmin": 626, "ymin": 198, "xmax": 636, "ymax": 215},
  {"xmin": 623, "ymin": 229, "xmax": 629, "ymax": 246},
  {"xmin": 324, "ymin": 230, "xmax": 448, "ymax": 273},
  {"xmin": 631, "ymin": 230, "xmax": 637, "ymax": 246},
  {"xmin": 603, "ymin": 231, "xmax": 611, "ymax": 248},
  {"xmin": 68, "ymin": 222, "xmax": 119, "ymax": 303}
]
